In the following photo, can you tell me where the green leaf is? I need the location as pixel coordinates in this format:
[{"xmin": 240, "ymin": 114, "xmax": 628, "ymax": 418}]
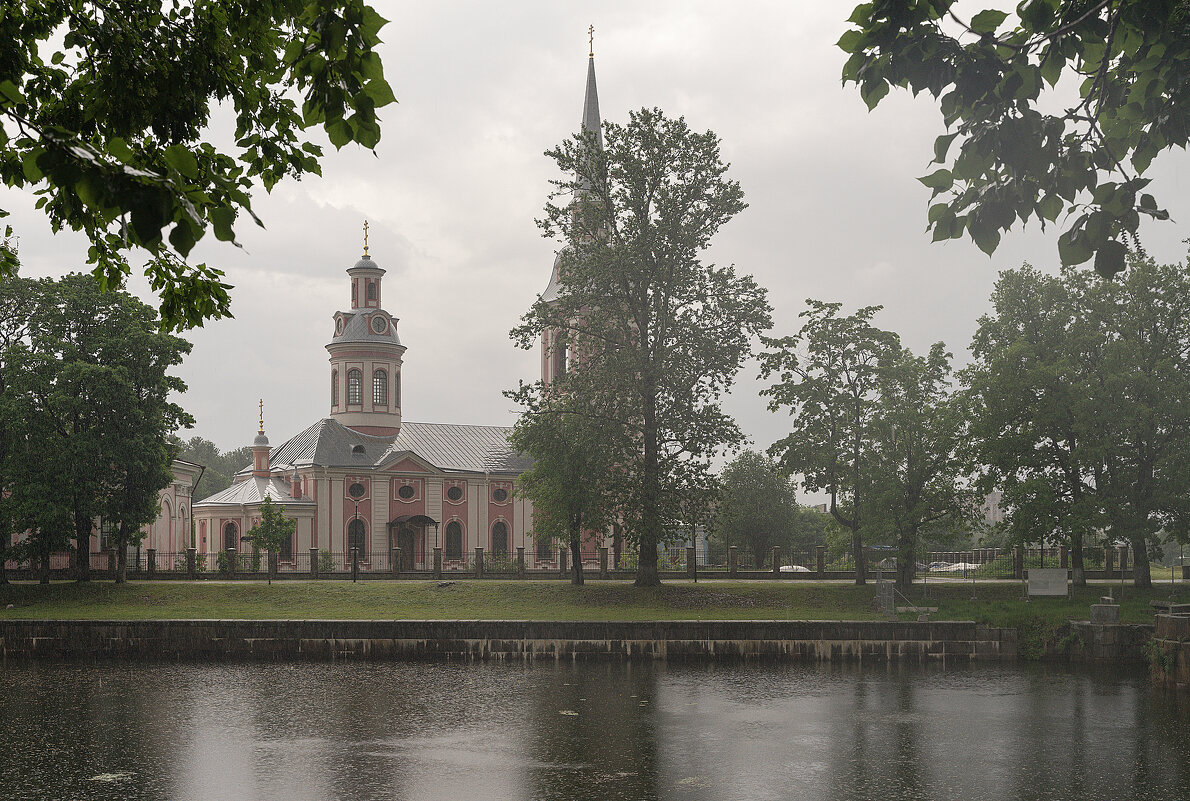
[
  {"xmin": 1058, "ymin": 228, "xmax": 1093, "ymax": 266},
  {"xmin": 970, "ymin": 10, "xmax": 1009, "ymax": 34},
  {"xmin": 0, "ymin": 79, "xmax": 22, "ymax": 105},
  {"xmin": 326, "ymin": 119, "xmax": 352, "ymax": 149},
  {"xmin": 837, "ymin": 30, "xmax": 864, "ymax": 53},
  {"xmin": 933, "ymin": 132, "xmax": 958, "ymax": 164},
  {"xmin": 164, "ymin": 145, "xmax": 199, "ymax": 180},
  {"xmin": 1037, "ymin": 194, "xmax": 1063, "ymax": 222},
  {"xmin": 210, "ymin": 205, "xmax": 236, "ymax": 242},
  {"xmin": 918, "ymin": 169, "xmax": 953, "ymax": 191},
  {"xmin": 1093, "ymin": 239, "xmax": 1127, "ymax": 278},
  {"xmin": 860, "ymin": 79, "xmax": 889, "ymax": 110}
]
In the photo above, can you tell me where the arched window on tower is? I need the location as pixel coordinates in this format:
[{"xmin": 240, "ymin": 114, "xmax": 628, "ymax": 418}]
[
  {"xmin": 553, "ymin": 336, "xmax": 567, "ymax": 377},
  {"xmin": 445, "ymin": 521, "xmax": 463, "ymax": 561},
  {"xmin": 373, "ymin": 369, "xmax": 388, "ymax": 406},
  {"xmin": 367, "ymin": 281, "xmax": 377, "ymax": 301},
  {"xmin": 394, "ymin": 371, "xmax": 401, "ymax": 407},
  {"xmin": 331, "ymin": 370, "xmax": 339, "ymax": 406},
  {"xmin": 347, "ymin": 369, "xmax": 362, "ymax": 405}
]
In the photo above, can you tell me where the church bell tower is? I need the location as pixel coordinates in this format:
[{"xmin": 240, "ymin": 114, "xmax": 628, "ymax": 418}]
[{"xmin": 327, "ymin": 222, "xmax": 406, "ymax": 437}]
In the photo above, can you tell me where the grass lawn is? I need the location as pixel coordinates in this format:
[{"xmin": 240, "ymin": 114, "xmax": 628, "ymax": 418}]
[{"xmin": 1, "ymin": 579, "xmax": 1184, "ymax": 626}]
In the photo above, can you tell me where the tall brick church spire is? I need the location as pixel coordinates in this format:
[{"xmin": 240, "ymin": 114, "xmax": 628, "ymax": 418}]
[{"xmin": 541, "ymin": 31, "xmax": 605, "ymax": 385}]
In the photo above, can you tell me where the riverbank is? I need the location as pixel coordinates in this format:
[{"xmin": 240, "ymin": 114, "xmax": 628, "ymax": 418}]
[{"xmin": 0, "ymin": 580, "xmax": 1179, "ymax": 626}]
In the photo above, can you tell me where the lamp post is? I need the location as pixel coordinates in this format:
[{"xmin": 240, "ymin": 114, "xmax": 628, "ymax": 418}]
[{"xmin": 350, "ymin": 500, "xmax": 360, "ymax": 583}]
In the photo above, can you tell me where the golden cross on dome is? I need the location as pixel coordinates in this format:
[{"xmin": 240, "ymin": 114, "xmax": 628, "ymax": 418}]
[
  {"xmin": 258, "ymin": 398, "xmax": 264, "ymax": 433},
  {"xmin": 588, "ymin": 25, "xmax": 594, "ymax": 58},
  {"xmin": 362, "ymin": 219, "xmax": 370, "ymax": 257}
]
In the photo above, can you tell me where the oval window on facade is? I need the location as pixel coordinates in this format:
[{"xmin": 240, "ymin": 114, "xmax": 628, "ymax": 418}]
[
  {"xmin": 446, "ymin": 485, "xmax": 463, "ymax": 502},
  {"xmin": 348, "ymin": 482, "xmax": 366, "ymax": 499},
  {"xmin": 398, "ymin": 483, "xmax": 416, "ymax": 500},
  {"xmin": 372, "ymin": 316, "xmax": 387, "ymax": 334},
  {"xmin": 492, "ymin": 488, "xmax": 508, "ymax": 503}
]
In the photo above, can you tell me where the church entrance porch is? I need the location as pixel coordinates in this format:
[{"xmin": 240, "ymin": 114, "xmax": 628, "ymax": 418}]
[{"xmin": 389, "ymin": 515, "xmax": 437, "ymax": 572}]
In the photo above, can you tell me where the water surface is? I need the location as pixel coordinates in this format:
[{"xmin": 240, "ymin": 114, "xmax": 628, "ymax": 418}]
[{"xmin": 1, "ymin": 660, "xmax": 1187, "ymax": 800}]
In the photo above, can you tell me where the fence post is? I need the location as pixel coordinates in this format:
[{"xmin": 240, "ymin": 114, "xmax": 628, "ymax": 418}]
[
  {"xmin": 1012, "ymin": 546, "xmax": 1023, "ymax": 580},
  {"xmin": 687, "ymin": 546, "xmax": 696, "ymax": 580},
  {"xmin": 310, "ymin": 547, "xmax": 320, "ymax": 578},
  {"xmin": 517, "ymin": 546, "xmax": 525, "ymax": 578},
  {"xmin": 559, "ymin": 547, "xmax": 568, "ymax": 577},
  {"xmin": 1105, "ymin": 547, "xmax": 1116, "ymax": 576},
  {"xmin": 186, "ymin": 547, "xmax": 197, "ymax": 579},
  {"xmin": 227, "ymin": 547, "xmax": 237, "ymax": 577},
  {"xmin": 772, "ymin": 546, "xmax": 780, "ymax": 575},
  {"xmin": 729, "ymin": 545, "xmax": 738, "ymax": 577},
  {"xmin": 392, "ymin": 547, "xmax": 401, "ymax": 575},
  {"xmin": 816, "ymin": 545, "xmax": 826, "ymax": 576},
  {"xmin": 433, "ymin": 547, "xmax": 442, "ymax": 579},
  {"xmin": 475, "ymin": 547, "xmax": 484, "ymax": 579},
  {"xmin": 147, "ymin": 548, "xmax": 157, "ymax": 576},
  {"xmin": 600, "ymin": 547, "xmax": 609, "ymax": 579}
]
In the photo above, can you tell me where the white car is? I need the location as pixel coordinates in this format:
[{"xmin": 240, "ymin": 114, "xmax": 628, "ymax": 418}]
[{"xmin": 779, "ymin": 564, "xmax": 812, "ymax": 573}]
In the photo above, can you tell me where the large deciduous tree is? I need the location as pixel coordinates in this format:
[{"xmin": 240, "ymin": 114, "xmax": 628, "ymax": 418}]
[
  {"xmin": 1, "ymin": 0, "xmax": 395, "ymax": 330},
  {"xmin": 713, "ymin": 450, "xmax": 802, "ymax": 567},
  {"xmin": 841, "ymin": 1, "xmax": 1184, "ymax": 277},
  {"xmin": 866, "ymin": 342, "xmax": 974, "ymax": 590},
  {"xmin": 512, "ymin": 108, "xmax": 772, "ymax": 587},
  {"xmin": 507, "ymin": 395, "xmax": 618, "ymax": 586},
  {"xmin": 2, "ymin": 272, "xmax": 192, "ymax": 581},
  {"xmin": 762, "ymin": 301, "xmax": 896, "ymax": 585}
]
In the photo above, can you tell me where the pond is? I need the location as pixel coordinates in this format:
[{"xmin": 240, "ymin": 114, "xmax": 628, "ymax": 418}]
[{"xmin": 0, "ymin": 661, "xmax": 1187, "ymax": 800}]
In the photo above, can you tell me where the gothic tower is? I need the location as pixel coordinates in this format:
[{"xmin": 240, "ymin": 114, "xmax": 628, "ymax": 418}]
[
  {"xmin": 541, "ymin": 32, "xmax": 603, "ymax": 386},
  {"xmin": 327, "ymin": 224, "xmax": 406, "ymax": 436}
]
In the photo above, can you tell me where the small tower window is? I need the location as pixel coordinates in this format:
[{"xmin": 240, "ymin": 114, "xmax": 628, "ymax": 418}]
[
  {"xmin": 331, "ymin": 370, "xmax": 339, "ymax": 406},
  {"xmin": 347, "ymin": 369, "xmax": 362, "ymax": 404},
  {"xmin": 373, "ymin": 369, "xmax": 388, "ymax": 406},
  {"xmin": 394, "ymin": 371, "xmax": 401, "ymax": 407},
  {"xmin": 352, "ymin": 283, "xmax": 358, "ymax": 305},
  {"xmin": 367, "ymin": 280, "xmax": 377, "ymax": 301}
]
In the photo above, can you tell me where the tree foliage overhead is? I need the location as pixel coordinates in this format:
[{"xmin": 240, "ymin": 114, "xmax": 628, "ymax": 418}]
[
  {"xmin": 841, "ymin": 0, "xmax": 1186, "ymax": 277},
  {"xmin": 0, "ymin": 0, "xmax": 395, "ymax": 330},
  {"xmin": 511, "ymin": 108, "xmax": 772, "ymax": 587}
]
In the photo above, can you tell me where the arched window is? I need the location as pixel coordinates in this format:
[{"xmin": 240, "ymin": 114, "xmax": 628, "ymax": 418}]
[
  {"xmin": 394, "ymin": 371, "xmax": 401, "ymax": 407},
  {"xmin": 279, "ymin": 532, "xmax": 293, "ymax": 561},
  {"xmin": 492, "ymin": 521, "xmax": 509, "ymax": 557},
  {"xmin": 445, "ymin": 521, "xmax": 463, "ymax": 560},
  {"xmin": 367, "ymin": 280, "xmax": 376, "ymax": 301},
  {"xmin": 347, "ymin": 519, "xmax": 367, "ymax": 559},
  {"xmin": 373, "ymin": 369, "xmax": 388, "ymax": 406},
  {"xmin": 223, "ymin": 522, "xmax": 238, "ymax": 551},
  {"xmin": 352, "ymin": 282, "xmax": 358, "ymax": 305},
  {"xmin": 536, "ymin": 537, "xmax": 551, "ymax": 561},
  {"xmin": 347, "ymin": 369, "xmax": 362, "ymax": 404},
  {"xmin": 331, "ymin": 370, "xmax": 339, "ymax": 406}
]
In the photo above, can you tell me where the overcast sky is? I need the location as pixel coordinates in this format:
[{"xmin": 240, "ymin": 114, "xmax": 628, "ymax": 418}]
[{"xmin": 4, "ymin": 2, "xmax": 1189, "ymax": 481}]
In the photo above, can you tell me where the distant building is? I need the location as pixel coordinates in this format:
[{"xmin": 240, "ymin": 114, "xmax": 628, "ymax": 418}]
[{"xmin": 981, "ymin": 491, "xmax": 1004, "ymax": 524}]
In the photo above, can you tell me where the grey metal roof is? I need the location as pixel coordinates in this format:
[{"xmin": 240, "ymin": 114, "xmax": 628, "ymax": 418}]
[
  {"xmin": 193, "ymin": 476, "xmax": 317, "ymax": 508},
  {"xmin": 540, "ymin": 251, "xmax": 564, "ymax": 303},
  {"xmin": 251, "ymin": 418, "xmax": 531, "ymax": 476},
  {"xmin": 582, "ymin": 56, "xmax": 603, "ymax": 148},
  {"xmin": 329, "ymin": 309, "xmax": 403, "ymax": 347}
]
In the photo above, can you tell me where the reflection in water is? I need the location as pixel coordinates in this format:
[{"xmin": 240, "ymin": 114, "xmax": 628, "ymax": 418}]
[{"xmin": 0, "ymin": 660, "xmax": 1187, "ymax": 800}]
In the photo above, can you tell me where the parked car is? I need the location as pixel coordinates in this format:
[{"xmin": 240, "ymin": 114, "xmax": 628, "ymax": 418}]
[{"xmin": 779, "ymin": 564, "xmax": 812, "ymax": 573}]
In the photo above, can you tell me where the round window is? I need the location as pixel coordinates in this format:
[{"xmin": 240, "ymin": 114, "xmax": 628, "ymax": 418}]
[
  {"xmin": 492, "ymin": 488, "xmax": 508, "ymax": 503},
  {"xmin": 446, "ymin": 486, "xmax": 463, "ymax": 502},
  {"xmin": 335, "ymin": 317, "xmax": 344, "ymax": 335},
  {"xmin": 398, "ymin": 484, "xmax": 415, "ymax": 500},
  {"xmin": 372, "ymin": 316, "xmax": 387, "ymax": 333},
  {"xmin": 348, "ymin": 482, "xmax": 366, "ymax": 499}
]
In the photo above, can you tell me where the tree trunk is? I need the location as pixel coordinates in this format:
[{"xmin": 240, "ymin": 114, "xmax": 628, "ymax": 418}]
[
  {"xmin": 895, "ymin": 530, "xmax": 915, "ymax": 592},
  {"xmin": 1131, "ymin": 537, "xmax": 1151, "ymax": 587},
  {"xmin": 1070, "ymin": 531, "xmax": 1085, "ymax": 588},
  {"xmin": 851, "ymin": 528, "xmax": 866, "ymax": 586},
  {"xmin": 569, "ymin": 524, "xmax": 584, "ymax": 586},
  {"xmin": 74, "ymin": 510, "xmax": 91, "ymax": 582},
  {"xmin": 39, "ymin": 551, "xmax": 50, "ymax": 584},
  {"xmin": 635, "ymin": 390, "xmax": 661, "ymax": 587},
  {"xmin": 116, "ymin": 543, "xmax": 127, "ymax": 584}
]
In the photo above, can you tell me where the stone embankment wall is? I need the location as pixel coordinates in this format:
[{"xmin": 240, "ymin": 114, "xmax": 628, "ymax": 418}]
[
  {"xmin": 1150, "ymin": 614, "xmax": 1190, "ymax": 689},
  {"xmin": 0, "ymin": 619, "xmax": 1155, "ymax": 664}
]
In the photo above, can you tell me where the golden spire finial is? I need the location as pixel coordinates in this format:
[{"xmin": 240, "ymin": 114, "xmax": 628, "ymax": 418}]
[
  {"xmin": 362, "ymin": 219, "xmax": 370, "ymax": 258},
  {"xmin": 258, "ymin": 398, "xmax": 264, "ymax": 433},
  {"xmin": 589, "ymin": 25, "xmax": 594, "ymax": 58}
]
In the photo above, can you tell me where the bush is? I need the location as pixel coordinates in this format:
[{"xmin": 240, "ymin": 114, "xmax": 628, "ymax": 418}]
[{"xmin": 317, "ymin": 550, "xmax": 336, "ymax": 573}]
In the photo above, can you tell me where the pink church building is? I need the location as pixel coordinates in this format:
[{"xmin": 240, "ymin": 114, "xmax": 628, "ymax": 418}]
[{"xmin": 191, "ymin": 48, "xmax": 613, "ymax": 572}]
